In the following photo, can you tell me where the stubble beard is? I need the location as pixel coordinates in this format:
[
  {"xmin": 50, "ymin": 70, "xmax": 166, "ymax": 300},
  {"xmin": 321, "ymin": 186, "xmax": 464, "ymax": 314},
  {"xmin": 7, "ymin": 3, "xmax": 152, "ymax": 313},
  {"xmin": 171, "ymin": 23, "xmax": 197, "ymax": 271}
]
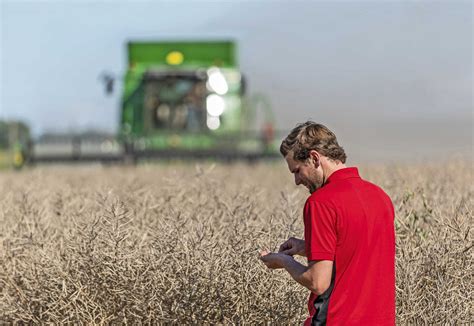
[{"xmin": 307, "ymin": 172, "xmax": 324, "ymax": 194}]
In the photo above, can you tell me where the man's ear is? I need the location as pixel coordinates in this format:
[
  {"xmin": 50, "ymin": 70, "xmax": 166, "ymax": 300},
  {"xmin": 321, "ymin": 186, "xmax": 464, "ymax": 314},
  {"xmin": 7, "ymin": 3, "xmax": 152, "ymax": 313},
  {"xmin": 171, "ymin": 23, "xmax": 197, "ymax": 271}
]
[{"xmin": 309, "ymin": 150, "xmax": 321, "ymax": 167}]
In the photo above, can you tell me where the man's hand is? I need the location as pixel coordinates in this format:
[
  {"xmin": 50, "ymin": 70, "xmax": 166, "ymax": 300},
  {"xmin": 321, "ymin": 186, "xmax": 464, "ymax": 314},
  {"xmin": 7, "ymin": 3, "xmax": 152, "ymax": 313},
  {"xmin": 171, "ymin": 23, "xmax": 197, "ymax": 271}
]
[
  {"xmin": 278, "ymin": 237, "xmax": 306, "ymax": 256},
  {"xmin": 259, "ymin": 250, "xmax": 292, "ymax": 269},
  {"xmin": 260, "ymin": 249, "xmax": 333, "ymax": 295}
]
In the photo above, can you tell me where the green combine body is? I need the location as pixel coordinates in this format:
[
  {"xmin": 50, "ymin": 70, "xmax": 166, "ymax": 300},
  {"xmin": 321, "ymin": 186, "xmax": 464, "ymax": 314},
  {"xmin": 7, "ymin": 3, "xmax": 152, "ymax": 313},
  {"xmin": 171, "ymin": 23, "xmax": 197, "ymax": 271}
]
[{"xmin": 120, "ymin": 41, "xmax": 276, "ymax": 160}]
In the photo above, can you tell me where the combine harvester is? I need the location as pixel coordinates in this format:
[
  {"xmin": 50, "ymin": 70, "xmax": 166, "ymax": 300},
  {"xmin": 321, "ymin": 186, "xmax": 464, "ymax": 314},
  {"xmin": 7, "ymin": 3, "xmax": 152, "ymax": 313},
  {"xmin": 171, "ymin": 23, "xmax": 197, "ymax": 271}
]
[
  {"xmin": 0, "ymin": 120, "xmax": 30, "ymax": 169},
  {"xmin": 31, "ymin": 40, "xmax": 280, "ymax": 164}
]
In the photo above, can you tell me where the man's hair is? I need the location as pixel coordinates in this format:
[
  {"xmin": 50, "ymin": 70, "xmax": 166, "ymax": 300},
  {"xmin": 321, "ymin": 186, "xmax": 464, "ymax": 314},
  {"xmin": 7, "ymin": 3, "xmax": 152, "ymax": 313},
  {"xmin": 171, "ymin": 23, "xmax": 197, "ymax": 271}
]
[{"xmin": 280, "ymin": 121, "xmax": 347, "ymax": 163}]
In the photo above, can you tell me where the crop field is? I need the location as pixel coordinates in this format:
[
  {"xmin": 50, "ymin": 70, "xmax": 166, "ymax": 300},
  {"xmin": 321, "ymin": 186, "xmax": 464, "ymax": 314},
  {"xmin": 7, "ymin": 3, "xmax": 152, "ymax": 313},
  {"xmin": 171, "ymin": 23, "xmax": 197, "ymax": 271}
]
[{"xmin": 0, "ymin": 160, "xmax": 472, "ymax": 324}]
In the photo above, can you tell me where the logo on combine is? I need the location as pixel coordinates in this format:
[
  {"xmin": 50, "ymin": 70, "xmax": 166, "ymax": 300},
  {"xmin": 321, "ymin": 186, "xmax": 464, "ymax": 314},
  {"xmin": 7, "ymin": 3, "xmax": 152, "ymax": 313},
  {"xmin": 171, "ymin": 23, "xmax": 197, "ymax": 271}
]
[{"xmin": 166, "ymin": 51, "xmax": 184, "ymax": 65}]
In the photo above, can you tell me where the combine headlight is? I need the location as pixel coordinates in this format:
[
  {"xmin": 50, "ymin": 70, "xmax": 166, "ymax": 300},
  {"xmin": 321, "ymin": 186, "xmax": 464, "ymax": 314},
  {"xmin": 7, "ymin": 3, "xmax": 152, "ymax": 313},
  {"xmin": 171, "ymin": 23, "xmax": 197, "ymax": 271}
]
[
  {"xmin": 206, "ymin": 94, "xmax": 225, "ymax": 117},
  {"xmin": 207, "ymin": 115, "xmax": 220, "ymax": 130},
  {"xmin": 207, "ymin": 68, "xmax": 228, "ymax": 95}
]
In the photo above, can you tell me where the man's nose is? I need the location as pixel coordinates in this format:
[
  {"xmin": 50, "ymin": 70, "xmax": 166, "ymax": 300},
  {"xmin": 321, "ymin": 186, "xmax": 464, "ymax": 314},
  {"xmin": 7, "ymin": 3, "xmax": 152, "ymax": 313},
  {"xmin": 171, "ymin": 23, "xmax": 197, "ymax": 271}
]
[{"xmin": 295, "ymin": 174, "xmax": 302, "ymax": 185}]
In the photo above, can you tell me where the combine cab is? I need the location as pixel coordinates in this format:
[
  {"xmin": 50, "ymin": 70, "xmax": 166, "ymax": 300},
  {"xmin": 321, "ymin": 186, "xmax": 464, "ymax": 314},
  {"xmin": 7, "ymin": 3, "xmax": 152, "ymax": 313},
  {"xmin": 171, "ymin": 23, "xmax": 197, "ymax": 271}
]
[{"xmin": 118, "ymin": 41, "xmax": 278, "ymax": 161}]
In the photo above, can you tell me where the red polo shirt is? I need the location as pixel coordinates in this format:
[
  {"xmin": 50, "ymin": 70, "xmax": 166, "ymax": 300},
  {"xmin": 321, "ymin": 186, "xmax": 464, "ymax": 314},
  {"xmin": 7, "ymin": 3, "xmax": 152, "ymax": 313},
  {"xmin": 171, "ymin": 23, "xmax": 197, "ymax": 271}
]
[{"xmin": 303, "ymin": 167, "xmax": 395, "ymax": 325}]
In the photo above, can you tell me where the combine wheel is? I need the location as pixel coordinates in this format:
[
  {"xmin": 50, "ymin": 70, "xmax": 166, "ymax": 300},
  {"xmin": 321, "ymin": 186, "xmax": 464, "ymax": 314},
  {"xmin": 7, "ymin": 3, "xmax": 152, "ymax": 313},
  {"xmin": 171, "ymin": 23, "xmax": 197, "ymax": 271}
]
[{"xmin": 123, "ymin": 141, "xmax": 137, "ymax": 165}]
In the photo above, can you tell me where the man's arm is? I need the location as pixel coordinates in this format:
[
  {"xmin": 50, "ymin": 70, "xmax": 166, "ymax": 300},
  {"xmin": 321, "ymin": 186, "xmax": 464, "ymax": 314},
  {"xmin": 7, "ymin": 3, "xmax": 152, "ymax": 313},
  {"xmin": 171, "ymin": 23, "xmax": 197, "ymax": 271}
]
[{"xmin": 260, "ymin": 251, "xmax": 333, "ymax": 296}]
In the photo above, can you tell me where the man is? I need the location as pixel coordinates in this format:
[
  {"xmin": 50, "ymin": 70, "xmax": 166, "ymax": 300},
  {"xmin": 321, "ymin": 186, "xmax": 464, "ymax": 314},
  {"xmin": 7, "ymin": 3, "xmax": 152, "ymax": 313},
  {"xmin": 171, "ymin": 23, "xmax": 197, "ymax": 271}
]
[{"xmin": 260, "ymin": 122, "xmax": 395, "ymax": 325}]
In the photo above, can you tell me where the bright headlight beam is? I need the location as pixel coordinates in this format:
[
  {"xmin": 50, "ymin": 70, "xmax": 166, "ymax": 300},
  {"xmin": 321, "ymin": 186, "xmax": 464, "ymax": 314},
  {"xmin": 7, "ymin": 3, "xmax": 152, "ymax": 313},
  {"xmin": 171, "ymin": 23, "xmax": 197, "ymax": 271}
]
[
  {"xmin": 207, "ymin": 68, "xmax": 228, "ymax": 95},
  {"xmin": 206, "ymin": 94, "xmax": 225, "ymax": 117},
  {"xmin": 207, "ymin": 115, "xmax": 220, "ymax": 130}
]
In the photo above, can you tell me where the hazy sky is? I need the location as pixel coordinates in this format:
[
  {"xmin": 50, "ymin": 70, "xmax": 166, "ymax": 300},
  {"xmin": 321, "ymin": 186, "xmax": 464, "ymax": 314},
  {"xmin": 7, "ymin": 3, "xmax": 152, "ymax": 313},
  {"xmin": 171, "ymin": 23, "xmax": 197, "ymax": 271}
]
[{"xmin": 0, "ymin": 0, "xmax": 472, "ymax": 160}]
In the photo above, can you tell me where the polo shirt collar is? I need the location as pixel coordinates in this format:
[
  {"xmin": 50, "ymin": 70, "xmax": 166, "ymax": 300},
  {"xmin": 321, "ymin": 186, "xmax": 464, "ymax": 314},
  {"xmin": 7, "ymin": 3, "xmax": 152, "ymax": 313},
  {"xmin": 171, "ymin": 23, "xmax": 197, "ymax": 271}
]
[{"xmin": 325, "ymin": 167, "xmax": 360, "ymax": 185}]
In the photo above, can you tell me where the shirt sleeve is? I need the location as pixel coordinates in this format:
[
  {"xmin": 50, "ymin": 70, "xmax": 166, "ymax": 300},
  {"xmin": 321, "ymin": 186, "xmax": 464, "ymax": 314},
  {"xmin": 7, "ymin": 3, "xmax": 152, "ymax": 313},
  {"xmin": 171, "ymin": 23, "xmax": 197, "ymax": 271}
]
[{"xmin": 304, "ymin": 199, "xmax": 337, "ymax": 261}]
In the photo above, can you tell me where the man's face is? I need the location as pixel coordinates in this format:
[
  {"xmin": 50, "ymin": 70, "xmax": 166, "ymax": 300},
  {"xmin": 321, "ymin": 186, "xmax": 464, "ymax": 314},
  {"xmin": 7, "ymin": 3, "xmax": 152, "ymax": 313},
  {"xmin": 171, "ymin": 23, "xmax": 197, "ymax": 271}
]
[{"xmin": 285, "ymin": 153, "xmax": 324, "ymax": 194}]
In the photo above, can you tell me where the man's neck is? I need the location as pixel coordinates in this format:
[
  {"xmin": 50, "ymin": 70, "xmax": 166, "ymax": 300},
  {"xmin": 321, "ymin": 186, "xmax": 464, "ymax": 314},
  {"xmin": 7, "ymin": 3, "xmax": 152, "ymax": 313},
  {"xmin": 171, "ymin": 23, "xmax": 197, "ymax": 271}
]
[{"xmin": 321, "ymin": 158, "xmax": 347, "ymax": 184}]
